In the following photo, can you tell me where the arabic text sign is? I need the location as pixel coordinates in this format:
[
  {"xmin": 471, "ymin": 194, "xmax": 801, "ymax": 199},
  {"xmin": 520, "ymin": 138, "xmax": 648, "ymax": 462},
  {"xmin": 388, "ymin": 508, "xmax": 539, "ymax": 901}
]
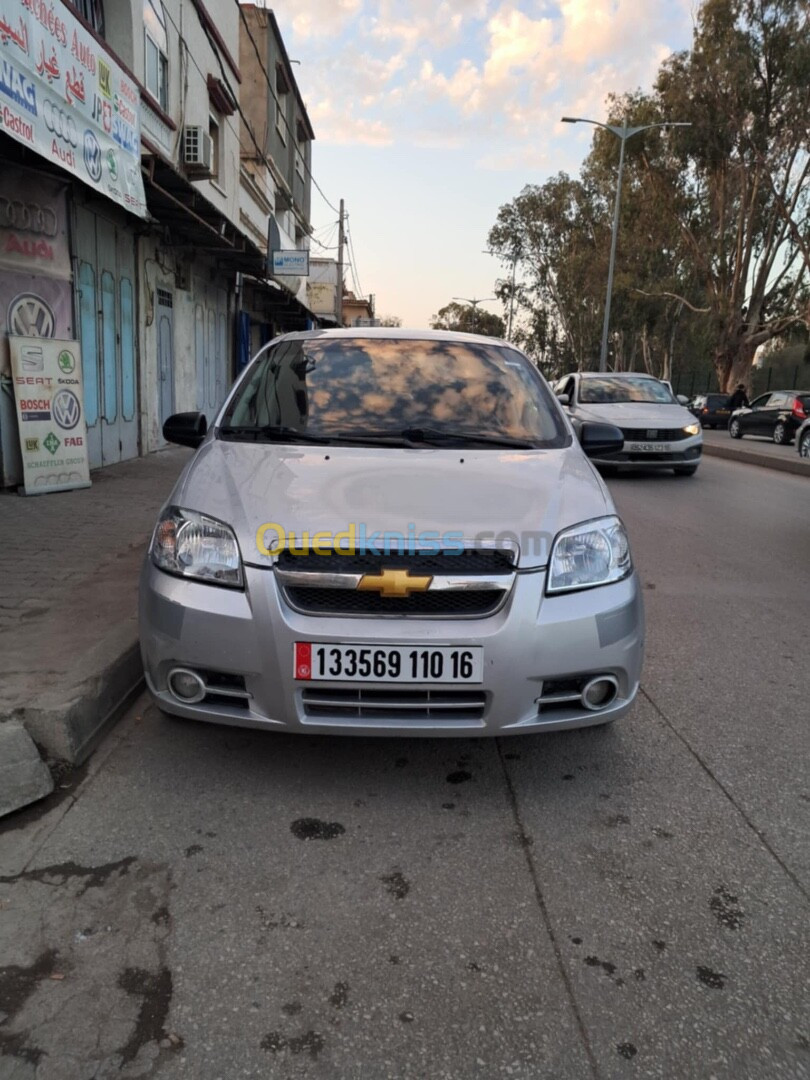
[
  {"xmin": 0, "ymin": 0, "xmax": 147, "ymax": 217},
  {"xmin": 9, "ymin": 335, "xmax": 91, "ymax": 494}
]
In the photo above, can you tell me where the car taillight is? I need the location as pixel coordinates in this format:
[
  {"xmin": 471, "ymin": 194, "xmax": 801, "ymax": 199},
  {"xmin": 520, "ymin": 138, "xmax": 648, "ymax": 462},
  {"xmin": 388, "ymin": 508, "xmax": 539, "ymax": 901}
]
[
  {"xmin": 701, "ymin": 407, "xmax": 708, "ymax": 413},
  {"xmin": 792, "ymin": 398, "xmax": 807, "ymax": 420}
]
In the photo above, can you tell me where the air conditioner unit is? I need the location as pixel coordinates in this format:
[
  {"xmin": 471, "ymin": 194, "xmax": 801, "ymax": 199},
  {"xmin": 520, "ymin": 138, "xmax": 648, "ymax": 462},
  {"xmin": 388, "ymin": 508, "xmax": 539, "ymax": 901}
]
[{"xmin": 183, "ymin": 126, "xmax": 213, "ymax": 174}]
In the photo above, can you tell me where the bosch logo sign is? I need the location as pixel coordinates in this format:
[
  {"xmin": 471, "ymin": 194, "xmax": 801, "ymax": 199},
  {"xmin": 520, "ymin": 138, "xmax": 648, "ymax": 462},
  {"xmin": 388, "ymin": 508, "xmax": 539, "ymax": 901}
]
[
  {"xmin": 82, "ymin": 129, "xmax": 102, "ymax": 181},
  {"xmin": 52, "ymin": 389, "xmax": 81, "ymax": 430},
  {"xmin": 44, "ymin": 100, "xmax": 78, "ymax": 146}
]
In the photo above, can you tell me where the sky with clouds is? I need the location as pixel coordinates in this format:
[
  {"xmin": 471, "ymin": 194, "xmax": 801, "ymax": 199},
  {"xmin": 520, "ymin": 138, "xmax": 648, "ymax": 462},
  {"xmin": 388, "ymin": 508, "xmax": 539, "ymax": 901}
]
[{"xmin": 269, "ymin": 0, "xmax": 696, "ymax": 328}]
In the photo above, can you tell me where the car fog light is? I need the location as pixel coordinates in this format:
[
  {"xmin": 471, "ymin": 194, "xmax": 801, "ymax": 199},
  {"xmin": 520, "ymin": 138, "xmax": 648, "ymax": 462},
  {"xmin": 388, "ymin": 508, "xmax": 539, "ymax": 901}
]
[
  {"xmin": 581, "ymin": 676, "xmax": 619, "ymax": 711},
  {"xmin": 168, "ymin": 667, "xmax": 206, "ymax": 704}
]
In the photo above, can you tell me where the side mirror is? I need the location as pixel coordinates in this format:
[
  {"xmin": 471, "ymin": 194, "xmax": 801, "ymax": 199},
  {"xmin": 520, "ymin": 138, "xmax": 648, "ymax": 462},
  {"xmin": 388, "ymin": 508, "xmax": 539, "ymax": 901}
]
[
  {"xmin": 556, "ymin": 392, "xmax": 570, "ymax": 406},
  {"xmin": 163, "ymin": 411, "xmax": 207, "ymax": 448},
  {"xmin": 578, "ymin": 421, "xmax": 623, "ymax": 458},
  {"xmin": 677, "ymin": 394, "xmax": 689, "ymax": 406}
]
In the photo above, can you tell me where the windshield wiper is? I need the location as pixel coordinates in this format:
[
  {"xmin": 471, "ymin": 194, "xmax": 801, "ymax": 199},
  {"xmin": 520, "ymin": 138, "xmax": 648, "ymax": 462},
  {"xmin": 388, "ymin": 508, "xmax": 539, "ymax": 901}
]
[
  {"xmin": 219, "ymin": 425, "xmax": 331, "ymax": 444},
  {"xmin": 219, "ymin": 425, "xmax": 415, "ymax": 447},
  {"xmin": 398, "ymin": 426, "xmax": 538, "ymax": 449}
]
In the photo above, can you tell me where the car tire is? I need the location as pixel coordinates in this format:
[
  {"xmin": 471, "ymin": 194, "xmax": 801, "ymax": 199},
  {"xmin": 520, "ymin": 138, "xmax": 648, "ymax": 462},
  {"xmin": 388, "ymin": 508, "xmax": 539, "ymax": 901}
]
[
  {"xmin": 773, "ymin": 421, "xmax": 789, "ymax": 445},
  {"xmin": 673, "ymin": 465, "xmax": 698, "ymax": 476},
  {"xmin": 729, "ymin": 418, "xmax": 742, "ymax": 438},
  {"xmin": 799, "ymin": 431, "xmax": 810, "ymax": 459}
]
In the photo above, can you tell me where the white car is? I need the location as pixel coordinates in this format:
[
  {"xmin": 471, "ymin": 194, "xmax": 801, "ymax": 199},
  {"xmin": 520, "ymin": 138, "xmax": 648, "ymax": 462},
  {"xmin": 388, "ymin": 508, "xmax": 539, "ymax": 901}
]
[{"xmin": 554, "ymin": 371, "xmax": 703, "ymax": 475}]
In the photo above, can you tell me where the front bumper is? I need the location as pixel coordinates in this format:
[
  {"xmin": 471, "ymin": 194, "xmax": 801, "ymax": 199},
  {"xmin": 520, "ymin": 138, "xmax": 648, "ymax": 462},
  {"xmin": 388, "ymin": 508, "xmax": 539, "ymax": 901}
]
[
  {"xmin": 139, "ymin": 560, "xmax": 644, "ymax": 737},
  {"xmin": 591, "ymin": 434, "xmax": 702, "ymax": 470}
]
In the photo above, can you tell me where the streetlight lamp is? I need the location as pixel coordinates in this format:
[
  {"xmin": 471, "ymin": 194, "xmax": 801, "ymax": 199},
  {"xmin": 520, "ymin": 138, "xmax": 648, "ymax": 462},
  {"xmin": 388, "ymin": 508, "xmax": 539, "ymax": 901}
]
[
  {"xmin": 561, "ymin": 115, "xmax": 690, "ymax": 372},
  {"xmin": 452, "ymin": 296, "xmax": 497, "ymax": 333},
  {"xmin": 482, "ymin": 250, "xmax": 520, "ymax": 341}
]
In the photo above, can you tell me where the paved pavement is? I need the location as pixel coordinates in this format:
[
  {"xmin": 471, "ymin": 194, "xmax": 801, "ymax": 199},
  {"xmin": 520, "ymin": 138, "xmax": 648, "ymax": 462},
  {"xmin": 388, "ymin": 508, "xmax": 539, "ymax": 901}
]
[
  {"xmin": 701, "ymin": 429, "xmax": 810, "ymax": 476},
  {"xmin": 0, "ymin": 448, "xmax": 191, "ymax": 761},
  {"xmin": 1, "ymin": 453, "xmax": 808, "ymax": 1079}
]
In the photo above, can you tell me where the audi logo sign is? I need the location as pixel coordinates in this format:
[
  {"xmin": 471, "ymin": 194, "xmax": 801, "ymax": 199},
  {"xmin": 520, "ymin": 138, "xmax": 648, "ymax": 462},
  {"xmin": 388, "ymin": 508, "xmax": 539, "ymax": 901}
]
[
  {"xmin": 44, "ymin": 100, "xmax": 79, "ymax": 148},
  {"xmin": 0, "ymin": 197, "xmax": 58, "ymax": 237}
]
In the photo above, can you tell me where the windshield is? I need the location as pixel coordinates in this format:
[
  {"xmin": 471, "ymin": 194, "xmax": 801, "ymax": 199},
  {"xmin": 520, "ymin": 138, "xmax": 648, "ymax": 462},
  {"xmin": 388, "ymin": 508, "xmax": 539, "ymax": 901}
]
[
  {"xmin": 579, "ymin": 376, "xmax": 676, "ymax": 404},
  {"xmin": 220, "ymin": 337, "xmax": 568, "ymax": 447}
]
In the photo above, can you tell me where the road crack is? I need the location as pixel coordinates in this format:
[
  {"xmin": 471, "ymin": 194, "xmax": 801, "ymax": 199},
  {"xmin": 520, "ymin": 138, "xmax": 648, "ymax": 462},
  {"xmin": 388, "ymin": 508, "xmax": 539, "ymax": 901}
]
[
  {"xmin": 640, "ymin": 686, "xmax": 809, "ymax": 904},
  {"xmin": 495, "ymin": 740, "xmax": 601, "ymax": 1080}
]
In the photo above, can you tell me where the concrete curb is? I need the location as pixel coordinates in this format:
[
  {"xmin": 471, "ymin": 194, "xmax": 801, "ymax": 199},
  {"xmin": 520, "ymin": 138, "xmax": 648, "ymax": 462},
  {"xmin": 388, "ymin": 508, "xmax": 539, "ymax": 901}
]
[
  {"xmin": 0, "ymin": 720, "xmax": 55, "ymax": 816},
  {"xmin": 702, "ymin": 440, "xmax": 810, "ymax": 478},
  {"xmin": 6, "ymin": 641, "xmax": 145, "ymax": 767}
]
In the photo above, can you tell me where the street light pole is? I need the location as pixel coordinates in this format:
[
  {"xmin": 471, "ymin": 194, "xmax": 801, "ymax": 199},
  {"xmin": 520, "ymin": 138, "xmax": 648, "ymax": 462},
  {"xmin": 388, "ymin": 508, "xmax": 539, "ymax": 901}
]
[
  {"xmin": 482, "ymin": 249, "xmax": 520, "ymax": 341},
  {"xmin": 452, "ymin": 296, "xmax": 497, "ymax": 333},
  {"xmin": 561, "ymin": 115, "xmax": 690, "ymax": 372}
]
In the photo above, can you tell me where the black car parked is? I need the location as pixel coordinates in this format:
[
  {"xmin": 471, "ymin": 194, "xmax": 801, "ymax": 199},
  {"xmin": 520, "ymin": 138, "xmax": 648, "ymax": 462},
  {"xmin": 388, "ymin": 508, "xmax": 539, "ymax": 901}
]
[
  {"xmin": 796, "ymin": 418, "xmax": 810, "ymax": 459},
  {"xmin": 689, "ymin": 393, "xmax": 732, "ymax": 428},
  {"xmin": 729, "ymin": 391, "xmax": 810, "ymax": 444}
]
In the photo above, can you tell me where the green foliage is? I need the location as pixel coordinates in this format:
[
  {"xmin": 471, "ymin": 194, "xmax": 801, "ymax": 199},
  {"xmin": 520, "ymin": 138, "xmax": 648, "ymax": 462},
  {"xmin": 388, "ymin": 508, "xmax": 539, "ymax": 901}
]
[
  {"xmin": 488, "ymin": 0, "xmax": 810, "ymax": 390},
  {"xmin": 429, "ymin": 302, "xmax": 506, "ymax": 338}
]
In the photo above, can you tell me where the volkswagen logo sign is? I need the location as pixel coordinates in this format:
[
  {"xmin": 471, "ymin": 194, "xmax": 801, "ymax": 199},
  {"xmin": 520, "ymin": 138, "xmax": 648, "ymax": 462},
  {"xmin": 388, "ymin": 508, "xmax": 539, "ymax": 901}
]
[
  {"xmin": 83, "ymin": 129, "xmax": 102, "ymax": 181},
  {"xmin": 52, "ymin": 389, "xmax": 81, "ymax": 430},
  {"xmin": 7, "ymin": 293, "xmax": 55, "ymax": 337},
  {"xmin": 44, "ymin": 100, "xmax": 78, "ymax": 147}
]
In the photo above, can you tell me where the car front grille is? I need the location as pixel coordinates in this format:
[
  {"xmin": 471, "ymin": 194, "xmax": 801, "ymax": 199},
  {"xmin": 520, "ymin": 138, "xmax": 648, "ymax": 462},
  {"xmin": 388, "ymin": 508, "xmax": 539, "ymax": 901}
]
[
  {"xmin": 276, "ymin": 547, "xmax": 515, "ymax": 619},
  {"xmin": 620, "ymin": 427, "xmax": 690, "ymax": 441},
  {"xmin": 301, "ymin": 687, "xmax": 488, "ymax": 723},
  {"xmin": 284, "ymin": 587, "xmax": 504, "ymax": 616},
  {"xmin": 276, "ymin": 548, "xmax": 516, "ymax": 574}
]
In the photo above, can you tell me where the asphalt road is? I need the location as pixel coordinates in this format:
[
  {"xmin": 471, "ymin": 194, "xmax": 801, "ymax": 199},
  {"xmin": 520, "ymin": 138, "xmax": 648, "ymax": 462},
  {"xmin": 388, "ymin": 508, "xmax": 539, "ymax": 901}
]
[{"xmin": 2, "ymin": 456, "xmax": 808, "ymax": 1080}]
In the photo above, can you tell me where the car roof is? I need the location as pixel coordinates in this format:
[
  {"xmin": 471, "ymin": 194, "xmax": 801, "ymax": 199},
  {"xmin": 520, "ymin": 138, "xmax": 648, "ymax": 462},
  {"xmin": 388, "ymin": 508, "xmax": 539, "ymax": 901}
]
[
  {"xmin": 270, "ymin": 327, "xmax": 510, "ymax": 346},
  {"xmin": 577, "ymin": 371, "xmax": 661, "ymax": 379}
]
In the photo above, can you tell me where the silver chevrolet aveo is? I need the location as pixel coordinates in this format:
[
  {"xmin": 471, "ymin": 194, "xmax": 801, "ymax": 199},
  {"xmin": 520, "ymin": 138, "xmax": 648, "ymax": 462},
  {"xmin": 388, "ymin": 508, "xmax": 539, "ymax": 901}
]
[{"xmin": 139, "ymin": 329, "xmax": 644, "ymax": 737}]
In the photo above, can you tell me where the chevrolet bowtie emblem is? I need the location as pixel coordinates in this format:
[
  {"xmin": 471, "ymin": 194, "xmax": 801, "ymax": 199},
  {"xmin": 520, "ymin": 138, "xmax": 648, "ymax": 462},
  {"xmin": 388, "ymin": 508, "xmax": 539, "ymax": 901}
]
[{"xmin": 357, "ymin": 568, "xmax": 433, "ymax": 598}]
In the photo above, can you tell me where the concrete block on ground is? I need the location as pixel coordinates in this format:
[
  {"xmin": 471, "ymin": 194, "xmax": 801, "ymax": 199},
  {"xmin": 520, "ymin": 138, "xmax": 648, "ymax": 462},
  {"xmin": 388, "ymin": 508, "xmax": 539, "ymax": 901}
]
[{"xmin": 0, "ymin": 719, "xmax": 54, "ymax": 817}]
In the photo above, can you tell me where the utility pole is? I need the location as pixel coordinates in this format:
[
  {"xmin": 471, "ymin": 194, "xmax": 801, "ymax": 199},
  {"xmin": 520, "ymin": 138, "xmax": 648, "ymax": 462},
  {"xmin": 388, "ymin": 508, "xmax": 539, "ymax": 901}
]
[
  {"xmin": 561, "ymin": 115, "xmax": 690, "ymax": 371},
  {"xmin": 336, "ymin": 198, "xmax": 345, "ymax": 327}
]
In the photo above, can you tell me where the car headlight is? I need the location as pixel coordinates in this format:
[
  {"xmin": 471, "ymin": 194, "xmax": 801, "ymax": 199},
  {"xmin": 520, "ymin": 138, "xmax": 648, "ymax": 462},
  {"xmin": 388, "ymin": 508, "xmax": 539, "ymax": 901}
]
[
  {"xmin": 547, "ymin": 515, "xmax": 632, "ymax": 594},
  {"xmin": 684, "ymin": 422, "xmax": 701, "ymax": 436},
  {"xmin": 150, "ymin": 506, "xmax": 243, "ymax": 587}
]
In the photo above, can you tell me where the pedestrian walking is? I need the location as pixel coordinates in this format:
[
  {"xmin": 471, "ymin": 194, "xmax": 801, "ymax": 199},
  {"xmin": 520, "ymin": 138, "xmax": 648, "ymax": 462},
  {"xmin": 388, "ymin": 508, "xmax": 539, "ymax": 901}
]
[{"xmin": 728, "ymin": 383, "xmax": 749, "ymax": 410}]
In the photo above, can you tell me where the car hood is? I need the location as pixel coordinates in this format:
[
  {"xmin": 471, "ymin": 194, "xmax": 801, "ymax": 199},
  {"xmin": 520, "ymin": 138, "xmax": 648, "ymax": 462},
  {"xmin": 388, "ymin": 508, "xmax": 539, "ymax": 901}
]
[
  {"xmin": 169, "ymin": 439, "xmax": 612, "ymax": 569},
  {"xmin": 574, "ymin": 402, "xmax": 696, "ymax": 429}
]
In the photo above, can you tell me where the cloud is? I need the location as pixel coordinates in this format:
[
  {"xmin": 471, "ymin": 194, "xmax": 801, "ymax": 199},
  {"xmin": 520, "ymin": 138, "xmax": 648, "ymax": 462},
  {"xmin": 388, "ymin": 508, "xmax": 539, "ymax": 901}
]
[
  {"xmin": 287, "ymin": 0, "xmax": 364, "ymax": 40},
  {"xmin": 270, "ymin": 0, "xmax": 693, "ymax": 161}
]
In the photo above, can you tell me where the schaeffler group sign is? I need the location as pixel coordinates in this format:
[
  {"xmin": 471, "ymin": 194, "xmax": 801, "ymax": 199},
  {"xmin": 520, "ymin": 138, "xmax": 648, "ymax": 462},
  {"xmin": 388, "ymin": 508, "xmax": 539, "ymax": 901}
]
[
  {"xmin": 0, "ymin": 0, "xmax": 147, "ymax": 217},
  {"xmin": 9, "ymin": 335, "xmax": 91, "ymax": 494}
]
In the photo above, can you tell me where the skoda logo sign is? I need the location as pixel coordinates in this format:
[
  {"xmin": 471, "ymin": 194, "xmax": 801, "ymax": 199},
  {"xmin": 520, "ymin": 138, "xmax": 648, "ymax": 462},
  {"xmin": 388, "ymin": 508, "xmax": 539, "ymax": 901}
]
[
  {"xmin": 83, "ymin": 129, "xmax": 102, "ymax": 181},
  {"xmin": 44, "ymin": 101, "xmax": 78, "ymax": 147},
  {"xmin": 52, "ymin": 389, "xmax": 81, "ymax": 430}
]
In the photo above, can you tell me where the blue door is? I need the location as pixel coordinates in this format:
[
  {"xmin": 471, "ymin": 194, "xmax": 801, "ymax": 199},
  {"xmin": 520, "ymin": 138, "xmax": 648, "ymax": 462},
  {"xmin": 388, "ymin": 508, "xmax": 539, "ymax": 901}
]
[{"xmin": 157, "ymin": 288, "xmax": 174, "ymax": 430}]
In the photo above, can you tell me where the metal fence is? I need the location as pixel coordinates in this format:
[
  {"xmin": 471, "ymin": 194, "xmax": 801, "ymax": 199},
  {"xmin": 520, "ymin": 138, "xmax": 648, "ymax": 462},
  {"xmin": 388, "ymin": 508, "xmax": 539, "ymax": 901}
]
[{"xmin": 673, "ymin": 365, "xmax": 808, "ymax": 400}]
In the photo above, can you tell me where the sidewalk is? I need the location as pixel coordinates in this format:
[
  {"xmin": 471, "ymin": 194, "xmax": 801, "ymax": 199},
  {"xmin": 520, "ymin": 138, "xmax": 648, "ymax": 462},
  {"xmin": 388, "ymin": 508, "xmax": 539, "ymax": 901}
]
[
  {"xmin": 701, "ymin": 429, "xmax": 810, "ymax": 476},
  {"xmin": 0, "ymin": 447, "xmax": 191, "ymax": 812}
]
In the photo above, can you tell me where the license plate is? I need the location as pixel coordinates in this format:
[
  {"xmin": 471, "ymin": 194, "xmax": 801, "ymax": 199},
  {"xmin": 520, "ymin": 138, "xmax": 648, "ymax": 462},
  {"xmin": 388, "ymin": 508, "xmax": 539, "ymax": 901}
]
[
  {"xmin": 626, "ymin": 442, "xmax": 673, "ymax": 452},
  {"xmin": 294, "ymin": 642, "xmax": 483, "ymax": 683}
]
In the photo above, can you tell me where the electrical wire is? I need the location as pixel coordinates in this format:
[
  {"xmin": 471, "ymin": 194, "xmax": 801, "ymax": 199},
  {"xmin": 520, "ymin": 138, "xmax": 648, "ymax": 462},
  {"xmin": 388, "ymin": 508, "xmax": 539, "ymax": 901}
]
[{"xmin": 345, "ymin": 215, "xmax": 364, "ymax": 298}]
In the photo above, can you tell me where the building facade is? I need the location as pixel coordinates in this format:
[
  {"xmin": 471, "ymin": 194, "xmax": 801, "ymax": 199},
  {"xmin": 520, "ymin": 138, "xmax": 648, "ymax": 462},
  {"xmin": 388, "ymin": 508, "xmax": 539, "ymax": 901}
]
[{"xmin": 0, "ymin": 0, "xmax": 322, "ymax": 487}]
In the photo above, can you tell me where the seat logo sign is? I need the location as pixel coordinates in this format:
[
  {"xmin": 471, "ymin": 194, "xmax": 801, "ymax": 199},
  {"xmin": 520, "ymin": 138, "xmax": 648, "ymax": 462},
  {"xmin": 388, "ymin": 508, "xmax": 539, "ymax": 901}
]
[
  {"xmin": 52, "ymin": 388, "xmax": 81, "ymax": 429},
  {"xmin": 83, "ymin": 129, "xmax": 102, "ymax": 181}
]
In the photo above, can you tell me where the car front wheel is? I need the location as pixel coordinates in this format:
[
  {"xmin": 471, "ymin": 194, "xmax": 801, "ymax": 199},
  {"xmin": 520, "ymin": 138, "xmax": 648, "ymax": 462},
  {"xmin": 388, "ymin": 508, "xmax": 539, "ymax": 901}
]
[
  {"xmin": 773, "ymin": 421, "xmax": 789, "ymax": 445},
  {"xmin": 729, "ymin": 418, "xmax": 742, "ymax": 438},
  {"xmin": 799, "ymin": 431, "xmax": 810, "ymax": 459}
]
